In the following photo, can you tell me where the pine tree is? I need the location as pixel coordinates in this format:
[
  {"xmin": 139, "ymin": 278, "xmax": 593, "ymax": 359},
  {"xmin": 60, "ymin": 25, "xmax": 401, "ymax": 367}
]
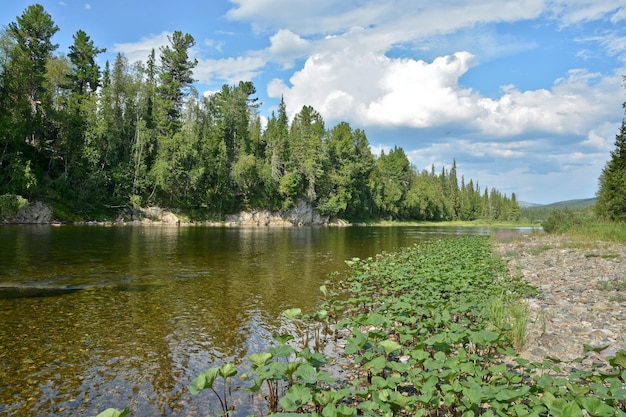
[
  {"xmin": 0, "ymin": 5, "xmax": 58, "ymax": 194},
  {"xmin": 596, "ymin": 98, "xmax": 626, "ymax": 221}
]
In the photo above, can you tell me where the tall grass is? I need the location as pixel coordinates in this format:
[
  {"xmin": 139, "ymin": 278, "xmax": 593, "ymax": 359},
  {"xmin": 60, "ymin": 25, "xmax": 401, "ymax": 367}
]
[{"xmin": 542, "ymin": 206, "xmax": 626, "ymax": 243}]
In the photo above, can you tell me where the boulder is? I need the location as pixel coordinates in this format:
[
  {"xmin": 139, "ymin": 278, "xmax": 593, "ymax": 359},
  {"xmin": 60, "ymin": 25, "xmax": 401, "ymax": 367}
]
[{"xmin": 10, "ymin": 201, "xmax": 53, "ymax": 224}]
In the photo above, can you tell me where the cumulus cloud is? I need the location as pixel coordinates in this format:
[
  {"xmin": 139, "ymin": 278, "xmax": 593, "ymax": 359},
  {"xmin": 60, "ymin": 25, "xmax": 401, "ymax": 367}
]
[
  {"xmin": 113, "ymin": 32, "xmax": 171, "ymax": 64},
  {"xmin": 269, "ymin": 48, "xmax": 622, "ymax": 140},
  {"xmin": 195, "ymin": 56, "xmax": 266, "ymax": 85},
  {"xmin": 267, "ymin": 29, "xmax": 310, "ymax": 68}
]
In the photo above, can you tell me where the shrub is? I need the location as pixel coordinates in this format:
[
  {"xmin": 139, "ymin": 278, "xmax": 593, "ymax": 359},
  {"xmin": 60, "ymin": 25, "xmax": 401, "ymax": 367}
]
[
  {"xmin": 0, "ymin": 194, "xmax": 29, "ymax": 219},
  {"xmin": 541, "ymin": 208, "xmax": 585, "ymax": 233}
]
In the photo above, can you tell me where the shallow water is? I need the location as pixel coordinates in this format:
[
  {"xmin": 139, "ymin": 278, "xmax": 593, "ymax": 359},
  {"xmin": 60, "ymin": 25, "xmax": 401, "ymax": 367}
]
[{"xmin": 0, "ymin": 224, "xmax": 529, "ymax": 416}]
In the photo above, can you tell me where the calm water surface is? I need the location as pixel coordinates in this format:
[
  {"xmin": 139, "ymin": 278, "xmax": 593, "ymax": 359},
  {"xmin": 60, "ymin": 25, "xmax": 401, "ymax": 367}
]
[{"xmin": 0, "ymin": 225, "xmax": 527, "ymax": 416}]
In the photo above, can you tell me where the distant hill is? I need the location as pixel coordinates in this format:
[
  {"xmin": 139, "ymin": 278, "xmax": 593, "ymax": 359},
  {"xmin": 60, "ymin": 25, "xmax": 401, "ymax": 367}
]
[
  {"xmin": 519, "ymin": 198, "xmax": 596, "ymax": 223},
  {"xmin": 518, "ymin": 197, "xmax": 597, "ymax": 209},
  {"xmin": 518, "ymin": 201, "xmax": 543, "ymax": 208},
  {"xmin": 522, "ymin": 198, "xmax": 597, "ymax": 210}
]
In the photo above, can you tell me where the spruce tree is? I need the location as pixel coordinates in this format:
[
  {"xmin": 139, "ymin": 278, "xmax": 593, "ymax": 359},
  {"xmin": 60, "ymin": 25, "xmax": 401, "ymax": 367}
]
[{"xmin": 596, "ymin": 97, "xmax": 626, "ymax": 221}]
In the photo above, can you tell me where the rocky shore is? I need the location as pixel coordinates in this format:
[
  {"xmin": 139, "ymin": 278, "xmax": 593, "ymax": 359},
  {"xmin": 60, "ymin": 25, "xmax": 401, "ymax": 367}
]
[
  {"xmin": 495, "ymin": 233, "xmax": 626, "ymax": 365},
  {"xmin": 1, "ymin": 199, "xmax": 345, "ymax": 226}
]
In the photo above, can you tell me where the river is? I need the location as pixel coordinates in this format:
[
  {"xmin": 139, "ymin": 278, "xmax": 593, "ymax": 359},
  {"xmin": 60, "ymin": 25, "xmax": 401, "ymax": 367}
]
[{"xmin": 0, "ymin": 224, "xmax": 529, "ymax": 416}]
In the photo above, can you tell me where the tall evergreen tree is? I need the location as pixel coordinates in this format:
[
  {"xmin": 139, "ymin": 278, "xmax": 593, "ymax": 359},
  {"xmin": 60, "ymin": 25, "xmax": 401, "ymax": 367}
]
[
  {"xmin": 151, "ymin": 31, "xmax": 198, "ymax": 204},
  {"xmin": 66, "ymin": 30, "xmax": 105, "ymax": 95},
  {"xmin": 596, "ymin": 98, "xmax": 626, "ymax": 221},
  {"xmin": 0, "ymin": 4, "xmax": 58, "ymax": 194},
  {"xmin": 288, "ymin": 105, "xmax": 325, "ymax": 204}
]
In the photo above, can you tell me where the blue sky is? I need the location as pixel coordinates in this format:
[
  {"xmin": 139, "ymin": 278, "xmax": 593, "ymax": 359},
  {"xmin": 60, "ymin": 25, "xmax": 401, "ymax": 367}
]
[{"xmin": 2, "ymin": 1, "xmax": 626, "ymax": 204}]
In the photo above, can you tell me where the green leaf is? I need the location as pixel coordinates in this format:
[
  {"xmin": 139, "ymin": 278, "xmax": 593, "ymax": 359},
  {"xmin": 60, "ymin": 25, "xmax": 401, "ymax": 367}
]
[
  {"xmin": 273, "ymin": 332, "xmax": 294, "ymax": 344},
  {"xmin": 336, "ymin": 403, "xmax": 357, "ymax": 417},
  {"xmin": 462, "ymin": 387, "xmax": 483, "ymax": 405},
  {"xmin": 608, "ymin": 350, "xmax": 626, "ymax": 369},
  {"xmin": 379, "ymin": 339, "xmax": 402, "ymax": 355},
  {"xmin": 583, "ymin": 344, "xmax": 610, "ymax": 353},
  {"xmin": 322, "ymin": 404, "xmax": 338, "ymax": 417},
  {"xmin": 279, "ymin": 384, "xmax": 312, "ymax": 411},
  {"xmin": 283, "ymin": 308, "xmax": 302, "ymax": 320},
  {"xmin": 219, "ymin": 363, "xmax": 237, "ymax": 378},
  {"xmin": 578, "ymin": 397, "xmax": 616, "ymax": 417},
  {"xmin": 94, "ymin": 408, "xmax": 130, "ymax": 417},
  {"xmin": 293, "ymin": 362, "xmax": 317, "ymax": 384},
  {"xmin": 562, "ymin": 401, "xmax": 583, "ymax": 417},
  {"xmin": 365, "ymin": 312, "xmax": 387, "ymax": 326},
  {"xmin": 364, "ymin": 355, "xmax": 387, "ymax": 374},
  {"xmin": 315, "ymin": 309, "xmax": 329, "ymax": 320},
  {"xmin": 189, "ymin": 367, "xmax": 220, "ymax": 395},
  {"xmin": 269, "ymin": 344, "xmax": 295, "ymax": 358},
  {"xmin": 249, "ymin": 352, "xmax": 273, "ymax": 367},
  {"xmin": 320, "ymin": 284, "xmax": 328, "ymax": 296},
  {"xmin": 411, "ymin": 349, "xmax": 430, "ymax": 361}
]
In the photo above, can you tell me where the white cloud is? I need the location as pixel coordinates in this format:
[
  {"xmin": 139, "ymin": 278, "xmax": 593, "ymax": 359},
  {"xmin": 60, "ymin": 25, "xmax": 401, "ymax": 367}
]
[
  {"xmin": 204, "ymin": 39, "xmax": 224, "ymax": 53},
  {"xmin": 362, "ymin": 52, "xmax": 479, "ymax": 128},
  {"xmin": 84, "ymin": 3, "xmax": 91, "ymax": 10},
  {"xmin": 610, "ymin": 7, "xmax": 626, "ymax": 23},
  {"xmin": 195, "ymin": 56, "xmax": 266, "ymax": 85},
  {"xmin": 267, "ymin": 29, "xmax": 310, "ymax": 68},
  {"xmin": 269, "ymin": 46, "xmax": 623, "ymax": 140},
  {"xmin": 113, "ymin": 32, "xmax": 171, "ymax": 64},
  {"xmin": 548, "ymin": 0, "xmax": 625, "ymax": 26}
]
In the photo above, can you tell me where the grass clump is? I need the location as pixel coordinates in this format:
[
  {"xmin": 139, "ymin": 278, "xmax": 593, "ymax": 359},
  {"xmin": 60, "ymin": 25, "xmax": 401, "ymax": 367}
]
[{"xmin": 488, "ymin": 293, "xmax": 530, "ymax": 350}]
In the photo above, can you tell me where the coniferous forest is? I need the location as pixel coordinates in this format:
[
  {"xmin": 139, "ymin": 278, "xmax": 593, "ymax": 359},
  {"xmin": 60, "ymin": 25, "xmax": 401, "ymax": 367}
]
[{"xmin": 0, "ymin": 4, "xmax": 520, "ymax": 222}]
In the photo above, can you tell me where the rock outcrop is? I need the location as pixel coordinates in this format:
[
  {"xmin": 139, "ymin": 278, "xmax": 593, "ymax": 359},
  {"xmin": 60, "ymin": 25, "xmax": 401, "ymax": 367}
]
[
  {"xmin": 4, "ymin": 201, "xmax": 53, "ymax": 224},
  {"xmin": 224, "ymin": 200, "xmax": 330, "ymax": 226},
  {"xmin": 2, "ymin": 199, "xmax": 342, "ymax": 227},
  {"xmin": 115, "ymin": 207, "xmax": 181, "ymax": 225}
]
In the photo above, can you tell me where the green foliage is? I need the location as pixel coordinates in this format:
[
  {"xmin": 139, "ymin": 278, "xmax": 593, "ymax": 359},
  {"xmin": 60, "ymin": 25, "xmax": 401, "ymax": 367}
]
[
  {"xmin": 597, "ymin": 110, "xmax": 626, "ymax": 222},
  {"xmin": 94, "ymin": 236, "xmax": 626, "ymax": 416},
  {"xmin": 0, "ymin": 193, "xmax": 29, "ymax": 218},
  {"xmin": 542, "ymin": 207, "xmax": 590, "ymax": 233},
  {"xmin": 0, "ymin": 6, "xmax": 519, "ymax": 222},
  {"xmin": 92, "ymin": 408, "xmax": 130, "ymax": 417}
]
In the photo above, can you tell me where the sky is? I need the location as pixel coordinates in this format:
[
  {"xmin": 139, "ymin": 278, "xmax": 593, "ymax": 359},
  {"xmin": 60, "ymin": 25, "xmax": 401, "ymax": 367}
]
[{"xmin": 2, "ymin": 1, "xmax": 626, "ymax": 204}]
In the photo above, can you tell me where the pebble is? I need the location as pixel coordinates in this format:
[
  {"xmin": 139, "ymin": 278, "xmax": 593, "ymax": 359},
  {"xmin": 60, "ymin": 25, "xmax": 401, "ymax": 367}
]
[{"xmin": 495, "ymin": 234, "xmax": 626, "ymax": 363}]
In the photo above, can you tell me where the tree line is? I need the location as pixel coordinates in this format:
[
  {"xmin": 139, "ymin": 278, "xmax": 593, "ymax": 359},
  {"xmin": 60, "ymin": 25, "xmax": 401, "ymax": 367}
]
[{"xmin": 0, "ymin": 4, "xmax": 520, "ymax": 221}]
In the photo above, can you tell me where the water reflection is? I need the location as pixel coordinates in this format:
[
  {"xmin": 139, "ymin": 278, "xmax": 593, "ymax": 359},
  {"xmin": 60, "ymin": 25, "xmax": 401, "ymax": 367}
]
[{"xmin": 0, "ymin": 224, "xmax": 533, "ymax": 416}]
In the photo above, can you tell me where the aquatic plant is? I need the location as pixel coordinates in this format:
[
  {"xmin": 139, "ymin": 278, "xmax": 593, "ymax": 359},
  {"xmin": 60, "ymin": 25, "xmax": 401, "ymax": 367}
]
[{"xmin": 104, "ymin": 236, "xmax": 626, "ymax": 416}]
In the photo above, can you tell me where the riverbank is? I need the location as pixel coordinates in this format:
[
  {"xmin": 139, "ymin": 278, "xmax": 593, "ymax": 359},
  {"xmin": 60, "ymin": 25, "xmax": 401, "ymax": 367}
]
[
  {"xmin": 494, "ymin": 233, "xmax": 626, "ymax": 365},
  {"xmin": 0, "ymin": 199, "xmax": 351, "ymax": 227}
]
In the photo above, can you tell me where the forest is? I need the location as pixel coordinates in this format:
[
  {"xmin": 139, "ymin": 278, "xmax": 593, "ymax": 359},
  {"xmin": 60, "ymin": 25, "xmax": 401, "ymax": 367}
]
[{"xmin": 0, "ymin": 4, "xmax": 520, "ymax": 222}]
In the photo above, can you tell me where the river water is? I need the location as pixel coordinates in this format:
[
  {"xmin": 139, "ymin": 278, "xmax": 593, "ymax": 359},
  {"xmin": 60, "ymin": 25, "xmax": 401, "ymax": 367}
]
[{"xmin": 0, "ymin": 225, "xmax": 528, "ymax": 416}]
